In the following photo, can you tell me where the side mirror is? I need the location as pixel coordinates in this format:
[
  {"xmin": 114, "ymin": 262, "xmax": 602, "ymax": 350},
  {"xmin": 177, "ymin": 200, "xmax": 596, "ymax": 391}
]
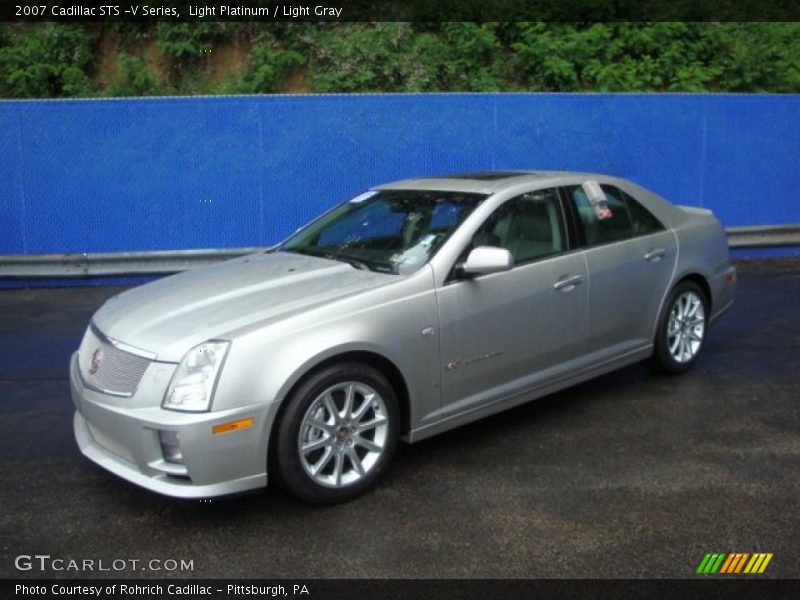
[{"xmin": 460, "ymin": 246, "xmax": 513, "ymax": 276}]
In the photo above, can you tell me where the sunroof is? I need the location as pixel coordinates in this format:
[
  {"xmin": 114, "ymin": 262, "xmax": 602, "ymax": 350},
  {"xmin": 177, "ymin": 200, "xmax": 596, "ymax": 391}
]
[{"xmin": 441, "ymin": 171, "xmax": 533, "ymax": 181}]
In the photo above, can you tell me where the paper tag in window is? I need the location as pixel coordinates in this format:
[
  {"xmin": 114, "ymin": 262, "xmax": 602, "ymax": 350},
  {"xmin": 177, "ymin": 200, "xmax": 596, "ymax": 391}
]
[
  {"xmin": 349, "ymin": 190, "xmax": 378, "ymax": 204},
  {"xmin": 582, "ymin": 180, "xmax": 606, "ymax": 204},
  {"xmin": 582, "ymin": 180, "xmax": 613, "ymax": 220},
  {"xmin": 595, "ymin": 205, "xmax": 613, "ymax": 220}
]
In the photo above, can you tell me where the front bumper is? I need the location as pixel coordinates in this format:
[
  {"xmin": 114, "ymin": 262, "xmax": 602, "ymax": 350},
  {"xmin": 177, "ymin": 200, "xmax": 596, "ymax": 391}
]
[{"xmin": 70, "ymin": 352, "xmax": 271, "ymax": 498}]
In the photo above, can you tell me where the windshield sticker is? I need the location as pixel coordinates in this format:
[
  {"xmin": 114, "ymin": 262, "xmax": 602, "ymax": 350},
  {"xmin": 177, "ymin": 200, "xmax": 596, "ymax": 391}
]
[
  {"xmin": 349, "ymin": 190, "xmax": 378, "ymax": 204},
  {"xmin": 418, "ymin": 234, "xmax": 438, "ymax": 247}
]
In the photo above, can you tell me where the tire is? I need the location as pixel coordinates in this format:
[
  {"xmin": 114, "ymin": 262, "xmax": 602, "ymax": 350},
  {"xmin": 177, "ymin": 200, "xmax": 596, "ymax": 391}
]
[
  {"xmin": 651, "ymin": 280, "xmax": 709, "ymax": 374},
  {"xmin": 272, "ymin": 362, "xmax": 400, "ymax": 504}
]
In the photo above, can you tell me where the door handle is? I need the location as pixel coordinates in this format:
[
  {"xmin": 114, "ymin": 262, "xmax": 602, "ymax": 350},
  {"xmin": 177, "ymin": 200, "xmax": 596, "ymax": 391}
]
[
  {"xmin": 553, "ymin": 274, "xmax": 584, "ymax": 292},
  {"xmin": 644, "ymin": 248, "xmax": 666, "ymax": 262}
]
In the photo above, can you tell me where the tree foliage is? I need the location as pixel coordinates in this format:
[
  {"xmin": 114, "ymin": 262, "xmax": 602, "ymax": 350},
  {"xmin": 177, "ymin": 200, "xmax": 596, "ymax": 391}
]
[
  {"xmin": 0, "ymin": 22, "xmax": 798, "ymax": 98},
  {"xmin": 106, "ymin": 52, "xmax": 164, "ymax": 97},
  {"xmin": 0, "ymin": 24, "xmax": 95, "ymax": 98},
  {"xmin": 222, "ymin": 27, "xmax": 307, "ymax": 93}
]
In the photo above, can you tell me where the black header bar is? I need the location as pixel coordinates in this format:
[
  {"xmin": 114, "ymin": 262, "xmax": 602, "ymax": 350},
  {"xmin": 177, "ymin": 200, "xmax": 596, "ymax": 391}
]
[{"xmin": 2, "ymin": 0, "xmax": 800, "ymax": 23}]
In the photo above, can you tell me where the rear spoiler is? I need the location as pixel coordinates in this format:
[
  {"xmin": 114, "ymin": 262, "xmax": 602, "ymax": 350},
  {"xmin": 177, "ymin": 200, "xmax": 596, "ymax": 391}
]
[{"xmin": 678, "ymin": 205, "xmax": 714, "ymax": 217}]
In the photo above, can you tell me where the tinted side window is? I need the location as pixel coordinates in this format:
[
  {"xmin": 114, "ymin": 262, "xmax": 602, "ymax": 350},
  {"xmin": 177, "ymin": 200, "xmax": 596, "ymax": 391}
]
[
  {"xmin": 567, "ymin": 185, "xmax": 633, "ymax": 245},
  {"xmin": 620, "ymin": 188, "xmax": 665, "ymax": 236},
  {"xmin": 472, "ymin": 188, "xmax": 567, "ymax": 265}
]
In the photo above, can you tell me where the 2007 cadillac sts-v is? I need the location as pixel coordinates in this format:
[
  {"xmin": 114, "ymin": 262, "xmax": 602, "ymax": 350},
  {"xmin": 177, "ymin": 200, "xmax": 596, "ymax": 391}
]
[{"xmin": 71, "ymin": 171, "xmax": 735, "ymax": 503}]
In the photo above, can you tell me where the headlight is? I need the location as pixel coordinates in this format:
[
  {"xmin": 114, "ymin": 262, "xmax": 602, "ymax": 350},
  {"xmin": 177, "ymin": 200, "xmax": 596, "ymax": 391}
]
[{"xmin": 163, "ymin": 341, "xmax": 230, "ymax": 412}]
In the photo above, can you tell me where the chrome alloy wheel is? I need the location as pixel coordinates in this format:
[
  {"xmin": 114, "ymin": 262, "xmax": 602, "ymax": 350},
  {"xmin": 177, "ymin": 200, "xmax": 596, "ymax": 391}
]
[
  {"xmin": 298, "ymin": 382, "xmax": 389, "ymax": 488},
  {"xmin": 667, "ymin": 290, "xmax": 706, "ymax": 364}
]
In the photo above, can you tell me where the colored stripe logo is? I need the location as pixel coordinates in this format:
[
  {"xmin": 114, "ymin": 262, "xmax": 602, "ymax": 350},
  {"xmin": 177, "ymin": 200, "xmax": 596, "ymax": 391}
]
[{"xmin": 696, "ymin": 552, "xmax": 773, "ymax": 574}]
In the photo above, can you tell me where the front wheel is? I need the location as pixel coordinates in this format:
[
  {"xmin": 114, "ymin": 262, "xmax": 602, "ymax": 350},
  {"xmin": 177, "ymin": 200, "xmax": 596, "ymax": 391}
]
[
  {"xmin": 272, "ymin": 362, "xmax": 400, "ymax": 504},
  {"xmin": 651, "ymin": 281, "xmax": 709, "ymax": 374}
]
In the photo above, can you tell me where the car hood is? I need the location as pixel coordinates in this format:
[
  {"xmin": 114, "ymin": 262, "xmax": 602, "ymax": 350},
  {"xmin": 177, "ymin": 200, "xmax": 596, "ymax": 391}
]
[{"xmin": 92, "ymin": 251, "xmax": 395, "ymax": 362}]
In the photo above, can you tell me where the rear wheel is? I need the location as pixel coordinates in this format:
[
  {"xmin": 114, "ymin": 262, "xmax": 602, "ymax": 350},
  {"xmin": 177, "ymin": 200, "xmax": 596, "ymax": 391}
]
[
  {"xmin": 651, "ymin": 280, "xmax": 708, "ymax": 374},
  {"xmin": 273, "ymin": 362, "xmax": 399, "ymax": 503}
]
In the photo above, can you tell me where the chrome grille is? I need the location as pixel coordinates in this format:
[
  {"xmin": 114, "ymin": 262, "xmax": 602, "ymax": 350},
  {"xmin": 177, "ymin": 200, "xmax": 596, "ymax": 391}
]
[{"xmin": 78, "ymin": 325, "xmax": 152, "ymax": 396}]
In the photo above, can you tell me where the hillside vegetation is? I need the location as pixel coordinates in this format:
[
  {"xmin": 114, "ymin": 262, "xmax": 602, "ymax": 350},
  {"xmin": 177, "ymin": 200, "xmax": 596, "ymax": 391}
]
[{"xmin": 1, "ymin": 22, "xmax": 798, "ymax": 98}]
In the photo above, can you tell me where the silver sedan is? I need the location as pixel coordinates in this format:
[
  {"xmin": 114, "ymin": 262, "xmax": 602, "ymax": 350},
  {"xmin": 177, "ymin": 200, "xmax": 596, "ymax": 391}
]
[{"xmin": 70, "ymin": 171, "xmax": 736, "ymax": 503}]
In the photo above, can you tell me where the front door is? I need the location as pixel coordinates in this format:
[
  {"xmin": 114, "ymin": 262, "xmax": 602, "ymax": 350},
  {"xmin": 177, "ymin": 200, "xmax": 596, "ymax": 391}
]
[{"xmin": 435, "ymin": 187, "xmax": 589, "ymax": 418}]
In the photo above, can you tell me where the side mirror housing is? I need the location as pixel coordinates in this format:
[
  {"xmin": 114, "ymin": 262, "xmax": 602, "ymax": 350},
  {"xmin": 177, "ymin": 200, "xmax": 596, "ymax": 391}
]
[{"xmin": 460, "ymin": 246, "xmax": 513, "ymax": 276}]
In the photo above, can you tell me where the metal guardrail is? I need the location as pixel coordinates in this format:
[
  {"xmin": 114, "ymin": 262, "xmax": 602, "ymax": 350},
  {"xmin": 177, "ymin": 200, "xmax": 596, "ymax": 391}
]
[
  {"xmin": 0, "ymin": 226, "xmax": 797, "ymax": 279},
  {"xmin": 724, "ymin": 224, "xmax": 800, "ymax": 249},
  {"xmin": 0, "ymin": 248, "xmax": 267, "ymax": 278}
]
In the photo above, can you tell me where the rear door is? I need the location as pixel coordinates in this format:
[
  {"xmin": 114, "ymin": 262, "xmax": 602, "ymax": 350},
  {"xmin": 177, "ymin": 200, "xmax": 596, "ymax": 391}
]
[{"xmin": 563, "ymin": 183, "xmax": 677, "ymax": 358}]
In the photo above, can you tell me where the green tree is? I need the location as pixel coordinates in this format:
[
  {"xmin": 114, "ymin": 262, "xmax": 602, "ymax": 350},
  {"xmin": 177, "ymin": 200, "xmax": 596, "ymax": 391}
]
[
  {"xmin": 222, "ymin": 27, "xmax": 307, "ymax": 93},
  {"xmin": 714, "ymin": 23, "xmax": 800, "ymax": 92},
  {"xmin": 1, "ymin": 22, "xmax": 799, "ymax": 98},
  {"xmin": 506, "ymin": 22, "xmax": 722, "ymax": 91},
  {"xmin": 309, "ymin": 23, "xmax": 416, "ymax": 92},
  {"xmin": 309, "ymin": 23, "xmax": 502, "ymax": 92},
  {"xmin": 106, "ymin": 53, "xmax": 163, "ymax": 97},
  {"xmin": 0, "ymin": 24, "xmax": 95, "ymax": 98},
  {"xmin": 408, "ymin": 23, "xmax": 501, "ymax": 91}
]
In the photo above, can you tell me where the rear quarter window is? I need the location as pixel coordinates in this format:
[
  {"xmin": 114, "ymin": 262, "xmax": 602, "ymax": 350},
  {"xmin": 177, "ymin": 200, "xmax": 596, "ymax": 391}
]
[
  {"xmin": 566, "ymin": 184, "xmax": 665, "ymax": 247},
  {"xmin": 619, "ymin": 187, "xmax": 665, "ymax": 236},
  {"xmin": 567, "ymin": 185, "xmax": 632, "ymax": 245}
]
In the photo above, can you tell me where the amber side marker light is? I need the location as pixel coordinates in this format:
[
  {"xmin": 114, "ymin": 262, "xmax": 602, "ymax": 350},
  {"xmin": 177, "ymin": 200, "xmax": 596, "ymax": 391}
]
[{"xmin": 212, "ymin": 418, "xmax": 255, "ymax": 435}]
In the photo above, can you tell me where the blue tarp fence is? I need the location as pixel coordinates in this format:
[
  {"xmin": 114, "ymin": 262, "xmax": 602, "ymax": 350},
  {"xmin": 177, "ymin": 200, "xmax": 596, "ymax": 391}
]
[{"xmin": 1, "ymin": 93, "xmax": 799, "ymax": 256}]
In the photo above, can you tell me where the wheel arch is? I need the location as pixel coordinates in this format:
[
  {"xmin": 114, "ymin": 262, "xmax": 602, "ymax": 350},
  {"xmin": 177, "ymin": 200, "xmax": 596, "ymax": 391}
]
[
  {"xmin": 269, "ymin": 348, "xmax": 413, "ymax": 450},
  {"xmin": 674, "ymin": 271, "xmax": 713, "ymax": 313},
  {"xmin": 650, "ymin": 270, "xmax": 713, "ymax": 345},
  {"xmin": 650, "ymin": 271, "xmax": 712, "ymax": 373}
]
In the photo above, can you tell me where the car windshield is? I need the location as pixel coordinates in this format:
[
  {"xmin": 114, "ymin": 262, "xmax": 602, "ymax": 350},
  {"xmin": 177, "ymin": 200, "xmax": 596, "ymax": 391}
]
[{"xmin": 279, "ymin": 190, "xmax": 487, "ymax": 274}]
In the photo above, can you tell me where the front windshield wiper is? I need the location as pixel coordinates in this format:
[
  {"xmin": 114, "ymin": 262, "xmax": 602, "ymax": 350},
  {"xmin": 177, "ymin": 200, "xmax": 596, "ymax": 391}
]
[
  {"xmin": 281, "ymin": 247, "xmax": 392, "ymax": 273},
  {"xmin": 330, "ymin": 254, "xmax": 398, "ymax": 274},
  {"xmin": 324, "ymin": 254, "xmax": 369, "ymax": 271}
]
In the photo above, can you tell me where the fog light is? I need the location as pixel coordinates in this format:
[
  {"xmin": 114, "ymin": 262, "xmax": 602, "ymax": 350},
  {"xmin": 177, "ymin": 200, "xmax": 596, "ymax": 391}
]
[{"xmin": 159, "ymin": 430, "xmax": 183, "ymax": 464}]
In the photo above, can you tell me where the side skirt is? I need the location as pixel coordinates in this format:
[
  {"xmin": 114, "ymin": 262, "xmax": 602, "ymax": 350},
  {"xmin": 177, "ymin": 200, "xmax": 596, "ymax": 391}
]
[{"xmin": 403, "ymin": 345, "xmax": 653, "ymax": 444}]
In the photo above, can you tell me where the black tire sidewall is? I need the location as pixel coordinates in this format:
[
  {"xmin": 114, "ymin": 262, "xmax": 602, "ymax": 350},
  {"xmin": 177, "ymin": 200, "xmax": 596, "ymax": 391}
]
[
  {"xmin": 653, "ymin": 281, "xmax": 709, "ymax": 374},
  {"xmin": 273, "ymin": 362, "xmax": 400, "ymax": 504}
]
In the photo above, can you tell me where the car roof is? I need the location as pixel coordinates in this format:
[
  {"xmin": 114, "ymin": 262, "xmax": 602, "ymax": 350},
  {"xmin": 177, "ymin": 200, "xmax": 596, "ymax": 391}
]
[
  {"xmin": 375, "ymin": 170, "xmax": 612, "ymax": 194},
  {"xmin": 373, "ymin": 170, "xmax": 689, "ymax": 230}
]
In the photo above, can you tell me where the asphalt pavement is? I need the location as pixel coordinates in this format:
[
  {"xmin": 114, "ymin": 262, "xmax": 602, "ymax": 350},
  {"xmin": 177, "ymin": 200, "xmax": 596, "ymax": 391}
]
[{"xmin": 1, "ymin": 260, "xmax": 798, "ymax": 578}]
